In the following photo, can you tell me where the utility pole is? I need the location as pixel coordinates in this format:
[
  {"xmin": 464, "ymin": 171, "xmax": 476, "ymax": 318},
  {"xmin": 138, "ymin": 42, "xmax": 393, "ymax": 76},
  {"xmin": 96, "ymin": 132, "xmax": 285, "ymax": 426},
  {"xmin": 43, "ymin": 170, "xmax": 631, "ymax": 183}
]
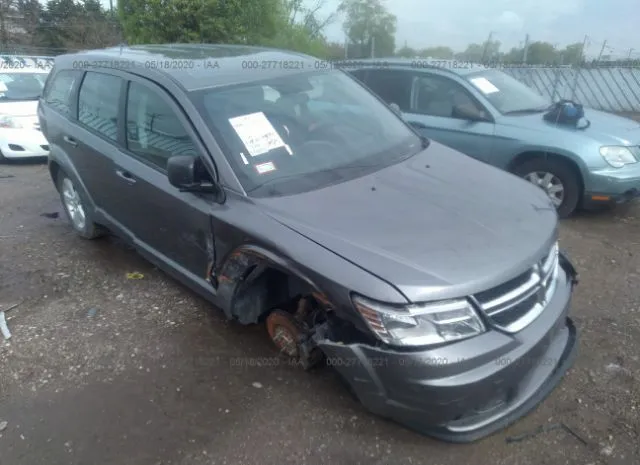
[
  {"xmin": 522, "ymin": 33, "xmax": 530, "ymax": 64},
  {"xmin": 597, "ymin": 40, "xmax": 607, "ymax": 61},
  {"xmin": 481, "ymin": 31, "xmax": 494, "ymax": 63},
  {"xmin": 579, "ymin": 34, "xmax": 588, "ymax": 64},
  {"xmin": 371, "ymin": 36, "xmax": 375, "ymax": 58},
  {"xmin": 628, "ymin": 48, "xmax": 634, "ymax": 59},
  {"xmin": 344, "ymin": 37, "xmax": 348, "ymax": 59},
  {"xmin": 109, "ymin": 0, "xmax": 113, "ymax": 11}
]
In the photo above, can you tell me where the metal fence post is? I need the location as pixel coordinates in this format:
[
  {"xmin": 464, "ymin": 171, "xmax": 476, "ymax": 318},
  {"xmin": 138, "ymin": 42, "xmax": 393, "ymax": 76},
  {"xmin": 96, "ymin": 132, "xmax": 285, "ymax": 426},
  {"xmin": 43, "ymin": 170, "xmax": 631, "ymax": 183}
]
[{"xmin": 571, "ymin": 66, "xmax": 581, "ymax": 101}]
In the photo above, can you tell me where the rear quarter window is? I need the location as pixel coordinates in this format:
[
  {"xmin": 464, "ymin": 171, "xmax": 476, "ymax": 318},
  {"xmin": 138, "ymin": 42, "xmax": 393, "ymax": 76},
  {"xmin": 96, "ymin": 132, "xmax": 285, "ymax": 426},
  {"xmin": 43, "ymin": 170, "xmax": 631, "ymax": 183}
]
[{"xmin": 44, "ymin": 69, "xmax": 81, "ymax": 116}]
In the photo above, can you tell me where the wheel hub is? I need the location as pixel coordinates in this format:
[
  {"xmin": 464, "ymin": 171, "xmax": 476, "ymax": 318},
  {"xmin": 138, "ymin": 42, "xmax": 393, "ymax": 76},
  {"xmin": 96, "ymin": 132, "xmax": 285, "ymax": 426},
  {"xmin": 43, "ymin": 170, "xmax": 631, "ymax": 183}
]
[{"xmin": 524, "ymin": 171, "xmax": 565, "ymax": 207}]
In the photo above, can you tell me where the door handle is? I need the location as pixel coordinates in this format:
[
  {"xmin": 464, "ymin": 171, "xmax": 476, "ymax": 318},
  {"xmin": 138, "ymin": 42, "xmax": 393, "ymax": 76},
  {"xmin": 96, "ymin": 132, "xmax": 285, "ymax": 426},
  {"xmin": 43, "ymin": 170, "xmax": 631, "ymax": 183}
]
[
  {"xmin": 63, "ymin": 135, "xmax": 78, "ymax": 147},
  {"xmin": 408, "ymin": 121, "xmax": 427, "ymax": 129},
  {"xmin": 115, "ymin": 169, "xmax": 136, "ymax": 184}
]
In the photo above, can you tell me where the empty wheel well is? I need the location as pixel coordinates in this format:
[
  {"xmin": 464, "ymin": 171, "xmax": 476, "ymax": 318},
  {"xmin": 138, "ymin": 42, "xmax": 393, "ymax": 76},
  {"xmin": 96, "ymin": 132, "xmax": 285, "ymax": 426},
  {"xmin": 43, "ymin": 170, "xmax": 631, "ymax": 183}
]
[
  {"xmin": 508, "ymin": 151, "xmax": 584, "ymax": 194},
  {"xmin": 230, "ymin": 266, "xmax": 315, "ymax": 325}
]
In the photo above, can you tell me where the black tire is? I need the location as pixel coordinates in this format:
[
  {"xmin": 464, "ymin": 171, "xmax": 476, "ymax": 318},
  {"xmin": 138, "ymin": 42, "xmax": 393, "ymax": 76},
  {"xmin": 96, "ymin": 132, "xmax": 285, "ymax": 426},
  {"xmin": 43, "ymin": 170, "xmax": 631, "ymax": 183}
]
[
  {"xmin": 56, "ymin": 170, "xmax": 106, "ymax": 239},
  {"xmin": 513, "ymin": 158, "xmax": 581, "ymax": 218}
]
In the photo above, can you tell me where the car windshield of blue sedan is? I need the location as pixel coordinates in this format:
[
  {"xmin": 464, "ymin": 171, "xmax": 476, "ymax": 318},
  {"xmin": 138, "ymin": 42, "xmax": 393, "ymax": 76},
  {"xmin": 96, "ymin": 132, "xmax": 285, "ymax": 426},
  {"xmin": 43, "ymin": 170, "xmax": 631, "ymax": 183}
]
[
  {"xmin": 0, "ymin": 72, "xmax": 47, "ymax": 101},
  {"xmin": 466, "ymin": 69, "xmax": 551, "ymax": 115},
  {"xmin": 194, "ymin": 70, "xmax": 422, "ymax": 197}
]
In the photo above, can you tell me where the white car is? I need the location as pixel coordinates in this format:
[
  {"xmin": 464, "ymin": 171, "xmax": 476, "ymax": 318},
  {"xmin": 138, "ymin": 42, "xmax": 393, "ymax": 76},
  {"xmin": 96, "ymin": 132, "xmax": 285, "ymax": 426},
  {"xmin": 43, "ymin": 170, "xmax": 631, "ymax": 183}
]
[{"xmin": 0, "ymin": 67, "xmax": 51, "ymax": 161}]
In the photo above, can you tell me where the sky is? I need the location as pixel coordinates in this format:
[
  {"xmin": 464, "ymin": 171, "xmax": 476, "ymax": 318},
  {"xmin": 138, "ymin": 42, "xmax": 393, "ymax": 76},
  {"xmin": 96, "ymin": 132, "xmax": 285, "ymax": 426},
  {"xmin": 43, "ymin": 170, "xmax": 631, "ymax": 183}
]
[
  {"xmin": 313, "ymin": 0, "xmax": 640, "ymax": 59},
  {"xmin": 98, "ymin": 0, "xmax": 640, "ymax": 59}
]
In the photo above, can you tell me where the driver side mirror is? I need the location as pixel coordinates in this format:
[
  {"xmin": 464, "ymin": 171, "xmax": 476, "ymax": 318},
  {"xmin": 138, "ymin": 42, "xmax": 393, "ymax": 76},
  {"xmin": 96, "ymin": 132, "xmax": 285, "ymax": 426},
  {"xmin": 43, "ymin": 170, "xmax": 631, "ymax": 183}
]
[
  {"xmin": 167, "ymin": 155, "xmax": 224, "ymax": 202},
  {"xmin": 452, "ymin": 104, "xmax": 489, "ymax": 122}
]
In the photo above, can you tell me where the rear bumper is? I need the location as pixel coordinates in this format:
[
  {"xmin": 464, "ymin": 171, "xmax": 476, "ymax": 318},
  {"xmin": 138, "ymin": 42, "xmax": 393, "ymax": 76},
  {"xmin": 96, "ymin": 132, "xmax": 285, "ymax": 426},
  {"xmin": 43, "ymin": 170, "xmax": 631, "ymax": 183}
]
[{"xmin": 318, "ymin": 256, "xmax": 578, "ymax": 443}]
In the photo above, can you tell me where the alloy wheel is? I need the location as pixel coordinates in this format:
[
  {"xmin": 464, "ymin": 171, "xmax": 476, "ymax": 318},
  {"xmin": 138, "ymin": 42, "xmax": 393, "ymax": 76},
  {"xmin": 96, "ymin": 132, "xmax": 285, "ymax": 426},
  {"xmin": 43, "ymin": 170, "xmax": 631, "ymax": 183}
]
[{"xmin": 524, "ymin": 171, "xmax": 565, "ymax": 207}]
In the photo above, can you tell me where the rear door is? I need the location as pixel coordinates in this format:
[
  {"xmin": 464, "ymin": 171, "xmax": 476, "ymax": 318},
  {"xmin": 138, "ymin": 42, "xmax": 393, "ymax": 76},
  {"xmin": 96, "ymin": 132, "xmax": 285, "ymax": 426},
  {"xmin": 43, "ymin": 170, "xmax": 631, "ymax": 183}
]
[
  {"xmin": 73, "ymin": 71, "xmax": 127, "ymax": 221},
  {"xmin": 38, "ymin": 68, "xmax": 84, "ymax": 169}
]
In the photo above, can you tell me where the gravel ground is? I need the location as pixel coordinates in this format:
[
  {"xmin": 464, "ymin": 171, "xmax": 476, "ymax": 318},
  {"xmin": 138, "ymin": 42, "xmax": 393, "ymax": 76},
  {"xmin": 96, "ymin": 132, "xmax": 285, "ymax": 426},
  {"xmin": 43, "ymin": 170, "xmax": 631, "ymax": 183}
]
[{"xmin": 0, "ymin": 161, "xmax": 639, "ymax": 465}]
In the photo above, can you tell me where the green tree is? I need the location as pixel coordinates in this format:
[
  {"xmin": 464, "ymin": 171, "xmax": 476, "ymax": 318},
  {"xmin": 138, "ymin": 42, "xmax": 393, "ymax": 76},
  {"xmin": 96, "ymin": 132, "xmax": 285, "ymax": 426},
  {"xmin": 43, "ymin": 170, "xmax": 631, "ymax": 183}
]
[
  {"xmin": 503, "ymin": 46, "xmax": 524, "ymax": 64},
  {"xmin": 38, "ymin": 0, "xmax": 120, "ymax": 51},
  {"xmin": 118, "ymin": 0, "xmax": 283, "ymax": 45},
  {"xmin": 457, "ymin": 40, "xmax": 501, "ymax": 62},
  {"xmin": 265, "ymin": 0, "xmax": 335, "ymax": 56},
  {"xmin": 418, "ymin": 46, "xmax": 454, "ymax": 59},
  {"xmin": 561, "ymin": 42, "xmax": 585, "ymax": 65},
  {"xmin": 526, "ymin": 41, "xmax": 558, "ymax": 64},
  {"xmin": 339, "ymin": 0, "xmax": 397, "ymax": 58},
  {"xmin": 395, "ymin": 45, "xmax": 416, "ymax": 57}
]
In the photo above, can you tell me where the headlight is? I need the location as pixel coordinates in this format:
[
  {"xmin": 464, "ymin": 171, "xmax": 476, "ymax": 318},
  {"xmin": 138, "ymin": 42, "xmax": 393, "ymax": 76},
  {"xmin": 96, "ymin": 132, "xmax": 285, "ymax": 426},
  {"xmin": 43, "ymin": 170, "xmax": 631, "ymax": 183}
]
[
  {"xmin": 0, "ymin": 115, "xmax": 22, "ymax": 129},
  {"xmin": 599, "ymin": 146, "xmax": 638, "ymax": 168},
  {"xmin": 352, "ymin": 295, "xmax": 485, "ymax": 347}
]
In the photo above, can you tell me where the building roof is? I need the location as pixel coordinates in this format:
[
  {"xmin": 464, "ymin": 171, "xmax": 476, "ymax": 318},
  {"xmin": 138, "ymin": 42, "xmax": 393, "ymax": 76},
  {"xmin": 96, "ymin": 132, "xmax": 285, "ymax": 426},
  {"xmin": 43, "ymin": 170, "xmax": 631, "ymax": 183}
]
[{"xmin": 56, "ymin": 44, "xmax": 322, "ymax": 91}]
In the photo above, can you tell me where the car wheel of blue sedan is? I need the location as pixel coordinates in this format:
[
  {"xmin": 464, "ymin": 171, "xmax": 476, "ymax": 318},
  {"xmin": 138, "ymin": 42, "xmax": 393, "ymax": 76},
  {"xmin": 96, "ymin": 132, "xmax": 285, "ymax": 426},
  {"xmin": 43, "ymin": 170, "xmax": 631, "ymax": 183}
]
[{"xmin": 514, "ymin": 158, "xmax": 580, "ymax": 218}]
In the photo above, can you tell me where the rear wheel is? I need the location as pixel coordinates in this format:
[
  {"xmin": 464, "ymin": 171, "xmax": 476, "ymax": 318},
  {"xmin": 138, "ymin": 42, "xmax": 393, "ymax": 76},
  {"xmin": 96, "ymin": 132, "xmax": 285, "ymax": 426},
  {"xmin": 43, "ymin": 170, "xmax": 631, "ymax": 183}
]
[
  {"xmin": 56, "ymin": 170, "xmax": 105, "ymax": 239},
  {"xmin": 513, "ymin": 158, "xmax": 581, "ymax": 218}
]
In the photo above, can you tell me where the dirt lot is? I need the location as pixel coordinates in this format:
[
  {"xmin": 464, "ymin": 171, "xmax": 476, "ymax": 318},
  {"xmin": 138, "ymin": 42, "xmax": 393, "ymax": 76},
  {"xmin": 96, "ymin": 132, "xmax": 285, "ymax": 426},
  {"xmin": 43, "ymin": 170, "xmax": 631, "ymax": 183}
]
[{"xmin": 0, "ymin": 161, "xmax": 639, "ymax": 465}]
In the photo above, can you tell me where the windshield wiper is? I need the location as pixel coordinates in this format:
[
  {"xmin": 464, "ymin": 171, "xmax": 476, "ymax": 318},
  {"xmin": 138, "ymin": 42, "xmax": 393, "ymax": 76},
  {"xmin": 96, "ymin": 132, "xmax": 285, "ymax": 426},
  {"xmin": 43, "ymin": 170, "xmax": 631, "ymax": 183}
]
[{"xmin": 247, "ymin": 163, "xmax": 381, "ymax": 194}]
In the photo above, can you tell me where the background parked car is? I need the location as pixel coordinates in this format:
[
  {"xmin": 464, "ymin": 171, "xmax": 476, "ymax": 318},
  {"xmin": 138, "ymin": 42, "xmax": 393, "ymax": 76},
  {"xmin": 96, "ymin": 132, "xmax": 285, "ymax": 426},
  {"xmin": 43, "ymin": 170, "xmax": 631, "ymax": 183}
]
[
  {"xmin": 348, "ymin": 60, "xmax": 640, "ymax": 217},
  {"xmin": 0, "ymin": 66, "xmax": 51, "ymax": 162}
]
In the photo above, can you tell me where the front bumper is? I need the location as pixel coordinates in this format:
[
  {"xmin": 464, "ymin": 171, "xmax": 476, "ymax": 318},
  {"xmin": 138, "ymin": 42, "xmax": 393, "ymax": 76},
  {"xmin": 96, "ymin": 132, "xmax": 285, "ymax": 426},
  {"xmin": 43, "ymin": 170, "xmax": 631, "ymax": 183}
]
[
  {"xmin": 318, "ymin": 255, "xmax": 578, "ymax": 443},
  {"xmin": 0, "ymin": 128, "xmax": 50, "ymax": 159},
  {"xmin": 584, "ymin": 162, "xmax": 640, "ymax": 207}
]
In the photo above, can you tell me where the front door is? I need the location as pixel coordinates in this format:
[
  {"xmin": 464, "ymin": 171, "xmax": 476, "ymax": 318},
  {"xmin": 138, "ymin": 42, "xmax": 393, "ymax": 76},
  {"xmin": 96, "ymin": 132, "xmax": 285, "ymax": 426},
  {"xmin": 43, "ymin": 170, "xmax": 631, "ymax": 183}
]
[
  {"xmin": 403, "ymin": 73, "xmax": 496, "ymax": 162},
  {"xmin": 111, "ymin": 79, "xmax": 216, "ymax": 288}
]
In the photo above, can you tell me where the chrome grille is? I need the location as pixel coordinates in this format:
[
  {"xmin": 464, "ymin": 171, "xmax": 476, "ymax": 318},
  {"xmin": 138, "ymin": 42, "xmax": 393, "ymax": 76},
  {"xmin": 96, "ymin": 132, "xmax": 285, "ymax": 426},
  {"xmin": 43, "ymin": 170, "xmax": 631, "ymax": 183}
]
[{"xmin": 474, "ymin": 243, "xmax": 559, "ymax": 333}]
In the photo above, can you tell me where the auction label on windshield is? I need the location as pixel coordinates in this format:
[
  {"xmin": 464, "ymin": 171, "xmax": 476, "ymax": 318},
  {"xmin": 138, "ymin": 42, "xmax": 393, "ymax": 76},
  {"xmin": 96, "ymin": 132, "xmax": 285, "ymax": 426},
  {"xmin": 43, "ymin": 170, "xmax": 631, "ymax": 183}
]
[
  {"xmin": 229, "ymin": 112, "xmax": 287, "ymax": 157},
  {"xmin": 470, "ymin": 77, "xmax": 499, "ymax": 94},
  {"xmin": 255, "ymin": 161, "xmax": 277, "ymax": 174}
]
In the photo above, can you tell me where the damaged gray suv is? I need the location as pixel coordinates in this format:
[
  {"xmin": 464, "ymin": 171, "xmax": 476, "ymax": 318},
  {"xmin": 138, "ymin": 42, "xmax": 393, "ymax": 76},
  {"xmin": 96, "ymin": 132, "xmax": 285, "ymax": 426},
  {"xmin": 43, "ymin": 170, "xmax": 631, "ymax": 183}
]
[{"xmin": 38, "ymin": 44, "xmax": 579, "ymax": 443}]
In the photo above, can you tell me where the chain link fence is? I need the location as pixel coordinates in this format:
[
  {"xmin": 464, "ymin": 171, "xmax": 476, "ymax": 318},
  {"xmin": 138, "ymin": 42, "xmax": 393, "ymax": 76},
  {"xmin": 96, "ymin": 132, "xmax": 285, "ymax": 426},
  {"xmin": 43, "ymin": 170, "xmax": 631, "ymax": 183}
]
[{"xmin": 503, "ymin": 65, "xmax": 640, "ymax": 113}]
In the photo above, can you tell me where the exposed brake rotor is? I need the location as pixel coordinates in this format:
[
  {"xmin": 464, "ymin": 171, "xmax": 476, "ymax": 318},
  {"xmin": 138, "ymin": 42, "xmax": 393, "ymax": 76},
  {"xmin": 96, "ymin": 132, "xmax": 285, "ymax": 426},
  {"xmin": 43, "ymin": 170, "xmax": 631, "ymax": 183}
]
[{"xmin": 266, "ymin": 309, "xmax": 304, "ymax": 359}]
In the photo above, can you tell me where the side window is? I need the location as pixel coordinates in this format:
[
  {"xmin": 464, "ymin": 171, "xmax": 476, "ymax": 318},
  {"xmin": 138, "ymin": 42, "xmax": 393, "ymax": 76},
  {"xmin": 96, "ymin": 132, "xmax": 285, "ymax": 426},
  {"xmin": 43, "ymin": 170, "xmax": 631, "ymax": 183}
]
[
  {"xmin": 413, "ymin": 75, "xmax": 484, "ymax": 119},
  {"xmin": 78, "ymin": 72, "xmax": 121, "ymax": 140},
  {"xmin": 44, "ymin": 69, "xmax": 81, "ymax": 116},
  {"xmin": 126, "ymin": 81, "xmax": 197, "ymax": 170},
  {"xmin": 362, "ymin": 69, "xmax": 412, "ymax": 111}
]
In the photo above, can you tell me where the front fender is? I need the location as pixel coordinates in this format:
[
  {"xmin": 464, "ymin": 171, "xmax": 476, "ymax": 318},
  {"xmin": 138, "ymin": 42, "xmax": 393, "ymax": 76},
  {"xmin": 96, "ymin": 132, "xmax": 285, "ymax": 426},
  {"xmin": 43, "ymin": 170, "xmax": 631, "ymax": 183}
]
[{"xmin": 215, "ymin": 244, "xmax": 330, "ymax": 323}]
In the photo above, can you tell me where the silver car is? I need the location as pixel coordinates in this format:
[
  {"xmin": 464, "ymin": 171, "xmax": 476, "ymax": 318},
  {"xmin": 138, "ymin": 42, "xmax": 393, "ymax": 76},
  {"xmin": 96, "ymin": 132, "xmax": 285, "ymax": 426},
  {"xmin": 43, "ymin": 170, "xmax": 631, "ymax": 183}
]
[{"xmin": 40, "ymin": 44, "xmax": 579, "ymax": 443}]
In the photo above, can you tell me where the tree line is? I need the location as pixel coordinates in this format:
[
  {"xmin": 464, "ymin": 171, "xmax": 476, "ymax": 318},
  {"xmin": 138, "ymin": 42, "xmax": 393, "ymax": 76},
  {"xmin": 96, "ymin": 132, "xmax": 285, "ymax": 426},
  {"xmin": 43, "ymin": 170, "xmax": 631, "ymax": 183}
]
[{"xmin": 0, "ymin": 0, "xmax": 634, "ymax": 67}]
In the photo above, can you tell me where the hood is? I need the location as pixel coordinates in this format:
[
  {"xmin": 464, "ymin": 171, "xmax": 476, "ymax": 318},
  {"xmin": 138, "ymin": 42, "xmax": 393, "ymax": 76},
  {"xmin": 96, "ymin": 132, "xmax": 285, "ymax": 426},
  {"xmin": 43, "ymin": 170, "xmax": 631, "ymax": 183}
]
[
  {"xmin": 0, "ymin": 100, "xmax": 38, "ymax": 116},
  {"xmin": 502, "ymin": 108, "xmax": 640, "ymax": 145},
  {"xmin": 255, "ymin": 142, "xmax": 558, "ymax": 303}
]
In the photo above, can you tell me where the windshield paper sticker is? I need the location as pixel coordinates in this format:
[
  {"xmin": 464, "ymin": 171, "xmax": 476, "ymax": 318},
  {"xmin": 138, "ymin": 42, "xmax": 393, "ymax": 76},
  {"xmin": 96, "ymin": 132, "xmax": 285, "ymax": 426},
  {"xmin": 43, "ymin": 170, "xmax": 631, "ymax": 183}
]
[
  {"xmin": 255, "ymin": 161, "xmax": 276, "ymax": 174},
  {"xmin": 229, "ymin": 112, "xmax": 286, "ymax": 157},
  {"xmin": 470, "ymin": 77, "xmax": 499, "ymax": 94}
]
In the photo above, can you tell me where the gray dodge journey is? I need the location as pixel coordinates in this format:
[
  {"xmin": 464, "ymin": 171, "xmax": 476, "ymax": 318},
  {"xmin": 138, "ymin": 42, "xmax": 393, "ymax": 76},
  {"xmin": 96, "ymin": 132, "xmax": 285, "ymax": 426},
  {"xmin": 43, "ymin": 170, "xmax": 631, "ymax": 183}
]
[{"xmin": 38, "ymin": 44, "xmax": 579, "ymax": 443}]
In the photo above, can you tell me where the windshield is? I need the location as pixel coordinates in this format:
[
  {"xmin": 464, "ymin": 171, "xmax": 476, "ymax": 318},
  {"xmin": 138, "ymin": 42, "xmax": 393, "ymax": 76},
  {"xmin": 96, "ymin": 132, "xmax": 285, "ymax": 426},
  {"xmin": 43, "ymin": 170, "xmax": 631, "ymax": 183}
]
[
  {"xmin": 0, "ymin": 72, "xmax": 47, "ymax": 101},
  {"xmin": 466, "ymin": 70, "xmax": 550, "ymax": 114},
  {"xmin": 192, "ymin": 70, "xmax": 421, "ymax": 197}
]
